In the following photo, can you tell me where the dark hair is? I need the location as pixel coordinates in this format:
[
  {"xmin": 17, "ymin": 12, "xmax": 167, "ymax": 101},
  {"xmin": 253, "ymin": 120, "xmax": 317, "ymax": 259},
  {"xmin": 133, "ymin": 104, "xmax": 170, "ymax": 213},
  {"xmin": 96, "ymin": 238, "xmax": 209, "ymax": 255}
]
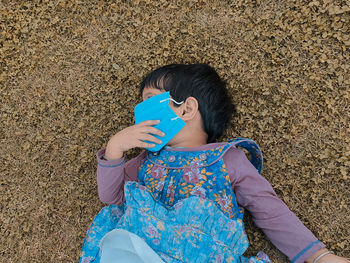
[{"xmin": 139, "ymin": 63, "xmax": 236, "ymax": 143}]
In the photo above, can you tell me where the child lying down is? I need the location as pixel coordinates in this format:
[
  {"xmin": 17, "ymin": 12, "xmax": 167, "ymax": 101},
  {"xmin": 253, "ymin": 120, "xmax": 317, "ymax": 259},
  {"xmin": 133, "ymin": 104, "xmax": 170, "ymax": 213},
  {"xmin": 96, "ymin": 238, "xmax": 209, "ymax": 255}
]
[{"xmin": 80, "ymin": 64, "xmax": 349, "ymax": 263}]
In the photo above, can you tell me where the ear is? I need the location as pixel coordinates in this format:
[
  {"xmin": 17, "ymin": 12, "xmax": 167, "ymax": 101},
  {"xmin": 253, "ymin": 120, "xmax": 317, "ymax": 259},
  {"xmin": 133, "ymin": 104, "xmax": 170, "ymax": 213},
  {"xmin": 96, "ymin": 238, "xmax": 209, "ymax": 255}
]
[{"xmin": 180, "ymin": 97, "xmax": 199, "ymax": 121}]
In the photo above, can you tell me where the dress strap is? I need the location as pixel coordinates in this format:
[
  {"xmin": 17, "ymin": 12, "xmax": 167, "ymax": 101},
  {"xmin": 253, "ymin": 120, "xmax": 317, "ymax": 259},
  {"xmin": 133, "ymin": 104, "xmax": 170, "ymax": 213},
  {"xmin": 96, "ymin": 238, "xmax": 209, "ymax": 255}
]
[{"xmin": 228, "ymin": 138, "xmax": 263, "ymax": 174}]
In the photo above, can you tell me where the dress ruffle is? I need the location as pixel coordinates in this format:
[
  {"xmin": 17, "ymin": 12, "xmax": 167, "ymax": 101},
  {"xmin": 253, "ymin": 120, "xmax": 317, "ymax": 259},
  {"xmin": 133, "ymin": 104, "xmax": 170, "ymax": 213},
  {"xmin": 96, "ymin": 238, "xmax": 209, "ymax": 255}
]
[
  {"xmin": 80, "ymin": 139, "xmax": 269, "ymax": 263},
  {"xmin": 80, "ymin": 182, "xmax": 270, "ymax": 263}
]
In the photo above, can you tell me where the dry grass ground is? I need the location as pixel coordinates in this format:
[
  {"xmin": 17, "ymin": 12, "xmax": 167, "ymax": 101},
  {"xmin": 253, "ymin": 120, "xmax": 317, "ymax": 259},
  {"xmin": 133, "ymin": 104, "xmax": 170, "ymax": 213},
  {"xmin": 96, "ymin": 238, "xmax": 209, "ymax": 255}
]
[{"xmin": 1, "ymin": 0, "xmax": 349, "ymax": 262}]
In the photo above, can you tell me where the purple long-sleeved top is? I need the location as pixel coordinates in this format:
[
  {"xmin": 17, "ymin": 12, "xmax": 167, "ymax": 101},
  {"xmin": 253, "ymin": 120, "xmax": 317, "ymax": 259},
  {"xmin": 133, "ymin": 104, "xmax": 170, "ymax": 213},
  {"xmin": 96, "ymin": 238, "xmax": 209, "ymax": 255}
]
[{"xmin": 96, "ymin": 142, "xmax": 325, "ymax": 263}]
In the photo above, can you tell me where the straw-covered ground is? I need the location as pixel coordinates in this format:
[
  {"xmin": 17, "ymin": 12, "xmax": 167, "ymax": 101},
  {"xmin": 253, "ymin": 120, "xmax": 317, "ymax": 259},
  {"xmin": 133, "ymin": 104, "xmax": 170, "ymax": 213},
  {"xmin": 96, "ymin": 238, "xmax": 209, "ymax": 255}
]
[{"xmin": 1, "ymin": 0, "xmax": 349, "ymax": 262}]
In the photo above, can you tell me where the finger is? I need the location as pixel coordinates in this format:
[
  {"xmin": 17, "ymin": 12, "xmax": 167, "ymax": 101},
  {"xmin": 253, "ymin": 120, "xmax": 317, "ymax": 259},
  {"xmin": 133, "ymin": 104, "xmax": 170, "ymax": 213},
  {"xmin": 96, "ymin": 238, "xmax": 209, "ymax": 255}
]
[
  {"xmin": 138, "ymin": 120, "xmax": 160, "ymax": 126},
  {"xmin": 142, "ymin": 126, "xmax": 165, "ymax": 137},
  {"xmin": 140, "ymin": 134, "xmax": 162, "ymax": 145},
  {"xmin": 138, "ymin": 141, "xmax": 156, "ymax": 149}
]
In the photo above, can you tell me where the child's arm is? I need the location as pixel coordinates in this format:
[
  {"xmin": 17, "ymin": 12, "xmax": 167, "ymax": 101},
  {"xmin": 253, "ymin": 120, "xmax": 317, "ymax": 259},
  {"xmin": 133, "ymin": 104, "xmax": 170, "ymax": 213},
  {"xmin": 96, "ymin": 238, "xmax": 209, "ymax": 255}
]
[
  {"xmin": 224, "ymin": 147, "xmax": 333, "ymax": 263},
  {"xmin": 96, "ymin": 120, "xmax": 164, "ymax": 205},
  {"xmin": 305, "ymin": 248, "xmax": 349, "ymax": 263},
  {"xmin": 96, "ymin": 149, "xmax": 146, "ymax": 204}
]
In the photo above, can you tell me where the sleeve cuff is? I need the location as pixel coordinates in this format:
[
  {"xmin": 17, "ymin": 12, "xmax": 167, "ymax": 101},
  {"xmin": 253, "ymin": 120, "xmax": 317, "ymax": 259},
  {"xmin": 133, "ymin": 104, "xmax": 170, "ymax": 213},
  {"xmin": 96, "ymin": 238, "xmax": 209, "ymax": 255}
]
[
  {"xmin": 96, "ymin": 149, "xmax": 125, "ymax": 167},
  {"xmin": 291, "ymin": 240, "xmax": 326, "ymax": 263}
]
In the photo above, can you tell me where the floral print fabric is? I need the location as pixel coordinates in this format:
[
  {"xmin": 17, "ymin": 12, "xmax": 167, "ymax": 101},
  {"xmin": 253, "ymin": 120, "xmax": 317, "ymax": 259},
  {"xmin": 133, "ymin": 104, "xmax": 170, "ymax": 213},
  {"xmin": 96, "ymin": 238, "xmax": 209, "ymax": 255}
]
[
  {"xmin": 80, "ymin": 182, "xmax": 270, "ymax": 263},
  {"xmin": 138, "ymin": 142, "xmax": 247, "ymax": 220},
  {"xmin": 80, "ymin": 139, "xmax": 270, "ymax": 263},
  {"xmin": 79, "ymin": 204, "xmax": 125, "ymax": 263},
  {"xmin": 118, "ymin": 181, "xmax": 249, "ymax": 262}
]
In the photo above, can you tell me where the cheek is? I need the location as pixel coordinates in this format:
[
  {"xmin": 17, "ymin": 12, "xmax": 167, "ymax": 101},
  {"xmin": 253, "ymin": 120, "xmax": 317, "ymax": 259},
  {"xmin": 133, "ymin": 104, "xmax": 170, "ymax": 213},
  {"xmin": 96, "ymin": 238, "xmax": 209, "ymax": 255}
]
[{"xmin": 169, "ymin": 104, "xmax": 182, "ymax": 115}]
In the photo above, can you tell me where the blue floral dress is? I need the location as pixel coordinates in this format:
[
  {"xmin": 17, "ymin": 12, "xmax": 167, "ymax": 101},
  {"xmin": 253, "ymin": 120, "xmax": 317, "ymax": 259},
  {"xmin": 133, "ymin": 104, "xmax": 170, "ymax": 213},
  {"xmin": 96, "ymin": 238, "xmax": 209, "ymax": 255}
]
[{"xmin": 79, "ymin": 138, "xmax": 270, "ymax": 263}]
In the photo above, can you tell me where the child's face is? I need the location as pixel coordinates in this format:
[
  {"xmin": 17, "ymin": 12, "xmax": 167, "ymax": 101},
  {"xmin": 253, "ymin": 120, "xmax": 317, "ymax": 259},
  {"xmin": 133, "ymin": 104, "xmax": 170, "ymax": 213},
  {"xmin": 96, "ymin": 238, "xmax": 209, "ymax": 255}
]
[
  {"xmin": 142, "ymin": 87, "xmax": 164, "ymax": 101},
  {"xmin": 141, "ymin": 87, "xmax": 185, "ymax": 146},
  {"xmin": 142, "ymin": 87, "xmax": 181, "ymax": 114}
]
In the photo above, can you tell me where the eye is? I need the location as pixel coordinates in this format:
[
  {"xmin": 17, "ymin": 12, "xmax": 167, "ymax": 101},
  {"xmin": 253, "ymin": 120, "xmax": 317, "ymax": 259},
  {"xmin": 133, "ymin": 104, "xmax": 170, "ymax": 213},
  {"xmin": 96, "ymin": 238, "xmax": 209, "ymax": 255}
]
[{"xmin": 143, "ymin": 94, "xmax": 154, "ymax": 100}]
